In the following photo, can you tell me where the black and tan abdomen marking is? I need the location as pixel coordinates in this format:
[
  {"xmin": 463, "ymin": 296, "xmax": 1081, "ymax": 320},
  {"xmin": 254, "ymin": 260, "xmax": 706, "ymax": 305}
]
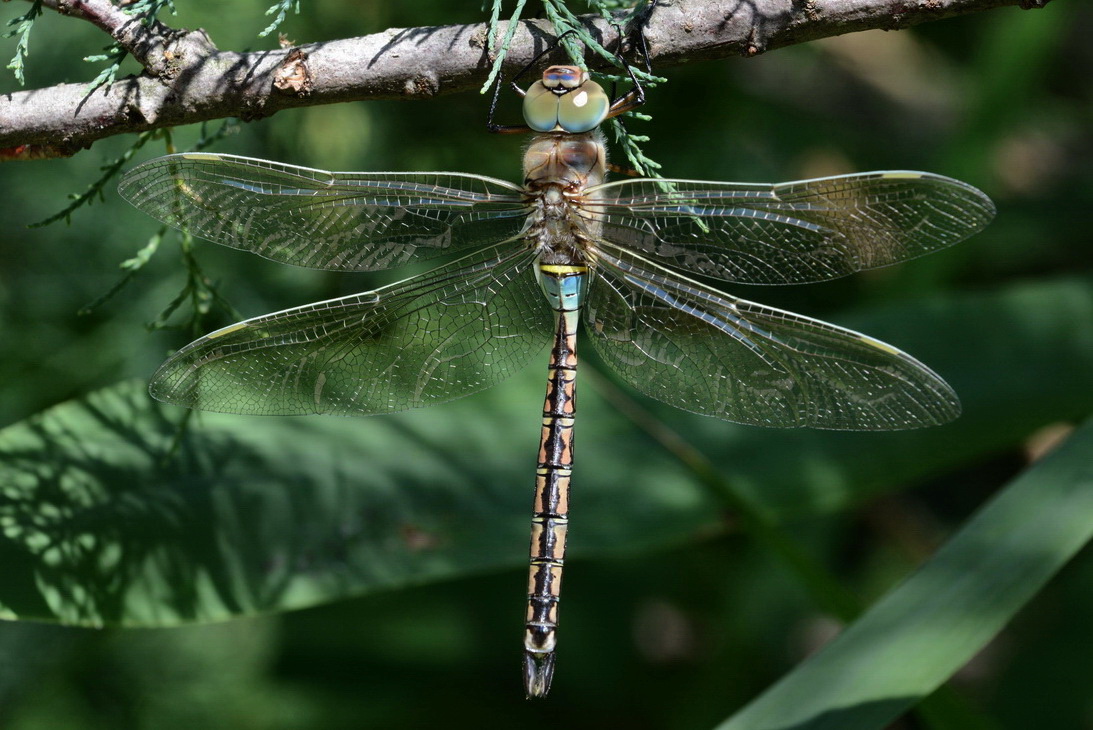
[{"xmin": 523, "ymin": 263, "xmax": 585, "ymax": 698}]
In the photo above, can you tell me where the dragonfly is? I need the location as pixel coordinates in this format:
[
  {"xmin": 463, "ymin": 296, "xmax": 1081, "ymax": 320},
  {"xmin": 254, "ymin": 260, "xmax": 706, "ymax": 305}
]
[{"xmin": 118, "ymin": 63, "xmax": 994, "ymax": 698}]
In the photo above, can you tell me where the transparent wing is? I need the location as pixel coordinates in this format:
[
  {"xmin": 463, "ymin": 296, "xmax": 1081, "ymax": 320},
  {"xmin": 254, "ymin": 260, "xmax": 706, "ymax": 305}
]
[
  {"xmin": 584, "ymin": 245, "xmax": 960, "ymax": 430},
  {"xmin": 150, "ymin": 244, "xmax": 551, "ymax": 415},
  {"xmin": 584, "ymin": 172, "xmax": 995, "ymax": 285},
  {"xmin": 119, "ymin": 153, "xmax": 529, "ymax": 271}
]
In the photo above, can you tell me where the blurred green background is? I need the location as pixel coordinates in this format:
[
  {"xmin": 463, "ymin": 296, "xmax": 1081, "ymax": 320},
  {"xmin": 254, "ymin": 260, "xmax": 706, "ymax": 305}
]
[{"xmin": 1, "ymin": 1, "xmax": 1091, "ymax": 728}]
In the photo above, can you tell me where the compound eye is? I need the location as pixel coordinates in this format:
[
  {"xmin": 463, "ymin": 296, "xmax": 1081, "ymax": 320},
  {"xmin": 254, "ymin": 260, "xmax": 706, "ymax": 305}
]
[
  {"xmin": 556, "ymin": 79, "xmax": 609, "ymax": 133},
  {"xmin": 523, "ymin": 81, "xmax": 561, "ymax": 132}
]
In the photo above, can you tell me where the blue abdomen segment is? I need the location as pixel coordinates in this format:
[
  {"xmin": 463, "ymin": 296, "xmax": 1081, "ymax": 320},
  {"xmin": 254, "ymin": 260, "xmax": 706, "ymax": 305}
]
[{"xmin": 536, "ymin": 264, "xmax": 587, "ymax": 313}]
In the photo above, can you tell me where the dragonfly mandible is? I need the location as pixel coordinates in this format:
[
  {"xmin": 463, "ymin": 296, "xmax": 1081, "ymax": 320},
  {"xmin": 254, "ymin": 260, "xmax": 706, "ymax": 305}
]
[{"xmin": 119, "ymin": 64, "xmax": 994, "ymax": 698}]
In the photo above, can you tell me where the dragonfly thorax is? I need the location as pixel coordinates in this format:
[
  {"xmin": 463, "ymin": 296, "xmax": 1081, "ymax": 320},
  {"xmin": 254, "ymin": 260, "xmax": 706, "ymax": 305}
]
[
  {"xmin": 523, "ymin": 131, "xmax": 607, "ymax": 265},
  {"xmin": 523, "ymin": 131, "xmax": 606, "ymax": 191}
]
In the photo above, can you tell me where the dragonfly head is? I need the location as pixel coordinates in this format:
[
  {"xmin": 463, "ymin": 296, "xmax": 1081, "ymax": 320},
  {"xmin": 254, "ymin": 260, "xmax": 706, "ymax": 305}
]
[{"xmin": 523, "ymin": 65, "xmax": 610, "ymax": 134}]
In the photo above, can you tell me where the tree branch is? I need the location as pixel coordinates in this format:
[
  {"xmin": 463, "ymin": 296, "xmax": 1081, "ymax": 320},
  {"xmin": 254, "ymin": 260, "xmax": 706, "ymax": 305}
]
[{"xmin": 0, "ymin": 0, "xmax": 1049, "ymax": 156}]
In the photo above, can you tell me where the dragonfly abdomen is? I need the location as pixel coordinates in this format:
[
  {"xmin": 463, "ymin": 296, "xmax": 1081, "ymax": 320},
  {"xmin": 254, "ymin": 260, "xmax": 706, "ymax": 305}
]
[{"xmin": 524, "ymin": 264, "xmax": 585, "ymax": 698}]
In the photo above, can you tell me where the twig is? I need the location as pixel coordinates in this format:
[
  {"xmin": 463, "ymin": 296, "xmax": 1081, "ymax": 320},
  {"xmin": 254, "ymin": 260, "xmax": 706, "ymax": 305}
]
[{"xmin": 50, "ymin": 0, "xmax": 180, "ymax": 74}]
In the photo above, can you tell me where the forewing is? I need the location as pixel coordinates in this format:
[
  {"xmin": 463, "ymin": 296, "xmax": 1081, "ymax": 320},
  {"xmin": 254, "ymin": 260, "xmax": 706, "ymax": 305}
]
[
  {"xmin": 585, "ymin": 172, "xmax": 995, "ymax": 285},
  {"xmin": 584, "ymin": 247, "xmax": 960, "ymax": 430},
  {"xmin": 119, "ymin": 153, "xmax": 528, "ymax": 271},
  {"xmin": 150, "ymin": 245, "xmax": 551, "ymax": 415}
]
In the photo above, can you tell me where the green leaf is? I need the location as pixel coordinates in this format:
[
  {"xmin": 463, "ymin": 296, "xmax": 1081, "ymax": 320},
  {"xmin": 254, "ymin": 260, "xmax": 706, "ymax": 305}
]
[
  {"xmin": 4, "ymin": 0, "xmax": 43, "ymax": 86},
  {"xmin": 718, "ymin": 415, "xmax": 1093, "ymax": 730},
  {"xmin": 0, "ymin": 372, "xmax": 719, "ymax": 627},
  {"xmin": 0, "ymin": 277, "xmax": 1089, "ymax": 627}
]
